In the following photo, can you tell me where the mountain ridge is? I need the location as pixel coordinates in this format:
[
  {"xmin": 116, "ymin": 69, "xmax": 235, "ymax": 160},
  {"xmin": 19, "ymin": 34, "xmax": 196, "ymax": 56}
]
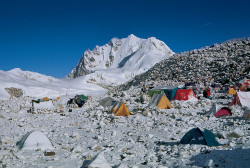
[{"xmin": 68, "ymin": 34, "xmax": 174, "ymax": 78}]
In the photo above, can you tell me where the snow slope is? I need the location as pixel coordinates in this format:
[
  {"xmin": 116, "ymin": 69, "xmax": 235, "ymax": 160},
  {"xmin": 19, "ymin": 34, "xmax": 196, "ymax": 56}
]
[
  {"xmin": 0, "ymin": 68, "xmax": 106, "ymax": 99},
  {"xmin": 69, "ymin": 34, "xmax": 174, "ymax": 86}
]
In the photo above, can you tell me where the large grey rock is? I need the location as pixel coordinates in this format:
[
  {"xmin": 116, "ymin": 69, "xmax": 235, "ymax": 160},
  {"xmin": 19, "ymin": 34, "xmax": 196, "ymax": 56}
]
[{"xmin": 5, "ymin": 87, "xmax": 23, "ymax": 97}]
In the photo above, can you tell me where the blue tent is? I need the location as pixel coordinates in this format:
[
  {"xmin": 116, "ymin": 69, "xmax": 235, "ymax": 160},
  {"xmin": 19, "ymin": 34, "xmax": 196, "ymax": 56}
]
[
  {"xmin": 151, "ymin": 86, "xmax": 179, "ymax": 101},
  {"xmin": 180, "ymin": 128, "xmax": 220, "ymax": 146}
]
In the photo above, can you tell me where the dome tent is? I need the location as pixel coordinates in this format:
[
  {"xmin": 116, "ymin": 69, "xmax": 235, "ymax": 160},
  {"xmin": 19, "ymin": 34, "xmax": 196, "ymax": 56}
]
[
  {"xmin": 206, "ymin": 103, "xmax": 232, "ymax": 118},
  {"xmin": 16, "ymin": 131, "xmax": 54, "ymax": 150},
  {"xmin": 180, "ymin": 127, "xmax": 220, "ymax": 146}
]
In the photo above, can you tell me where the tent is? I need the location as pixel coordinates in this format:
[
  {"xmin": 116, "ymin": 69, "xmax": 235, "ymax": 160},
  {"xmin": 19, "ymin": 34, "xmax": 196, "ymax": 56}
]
[
  {"xmin": 147, "ymin": 89, "xmax": 163, "ymax": 97},
  {"xmin": 16, "ymin": 131, "xmax": 54, "ymax": 150},
  {"xmin": 173, "ymin": 89, "xmax": 198, "ymax": 101},
  {"xmin": 75, "ymin": 94, "xmax": 88, "ymax": 100},
  {"xmin": 151, "ymin": 86, "xmax": 179, "ymax": 101},
  {"xmin": 239, "ymin": 78, "xmax": 250, "ymax": 88},
  {"xmin": 43, "ymin": 97, "xmax": 50, "ymax": 101},
  {"xmin": 206, "ymin": 104, "xmax": 232, "ymax": 118},
  {"xmin": 227, "ymin": 88, "xmax": 236, "ymax": 95},
  {"xmin": 148, "ymin": 93, "xmax": 173, "ymax": 109},
  {"xmin": 229, "ymin": 92, "xmax": 250, "ymax": 108},
  {"xmin": 81, "ymin": 152, "xmax": 111, "ymax": 168},
  {"xmin": 100, "ymin": 97, "xmax": 116, "ymax": 108},
  {"xmin": 180, "ymin": 128, "xmax": 220, "ymax": 146},
  {"xmin": 111, "ymin": 101, "xmax": 130, "ymax": 116},
  {"xmin": 70, "ymin": 94, "xmax": 88, "ymax": 107}
]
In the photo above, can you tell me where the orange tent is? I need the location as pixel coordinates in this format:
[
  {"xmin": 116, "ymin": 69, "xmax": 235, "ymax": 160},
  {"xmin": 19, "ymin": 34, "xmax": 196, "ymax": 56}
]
[
  {"xmin": 149, "ymin": 93, "xmax": 173, "ymax": 109},
  {"xmin": 227, "ymin": 88, "xmax": 236, "ymax": 95},
  {"xmin": 43, "ymin": 97, "xmax": 50, "ymax": 101},
  {"xmin": 111, "ymin": 101, "xmax": 130, "ymax": 116}
]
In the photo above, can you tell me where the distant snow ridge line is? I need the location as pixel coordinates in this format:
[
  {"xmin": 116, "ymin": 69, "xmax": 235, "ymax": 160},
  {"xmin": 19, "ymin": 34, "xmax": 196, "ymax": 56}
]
[
  {"xmin": 119, "ymin": 38, "xmax": 250, "ymax": 90},
  {"xmin": 68, "ymin": 34, "xmax": 174, "ymax": 78},
  {"xmin": 8, "ymin": 68, "xmax": 55, "ymax": 82}
]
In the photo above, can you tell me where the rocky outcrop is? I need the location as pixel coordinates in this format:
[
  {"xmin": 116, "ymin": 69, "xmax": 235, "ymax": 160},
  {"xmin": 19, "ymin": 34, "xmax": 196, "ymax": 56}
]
[
  {"xmin": 119, "ymin": 38, "xmax": 250, "ymax": 90},
  {"xmin": 5, "ymin": 87, "xmax": 23, "ymax": 98}
]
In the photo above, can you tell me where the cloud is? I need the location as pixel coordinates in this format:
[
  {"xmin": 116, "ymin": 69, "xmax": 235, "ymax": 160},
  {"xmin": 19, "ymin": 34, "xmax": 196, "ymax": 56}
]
[{"xmin": 203, "ymin": 22, "xmax": 213, "ymax": 27}]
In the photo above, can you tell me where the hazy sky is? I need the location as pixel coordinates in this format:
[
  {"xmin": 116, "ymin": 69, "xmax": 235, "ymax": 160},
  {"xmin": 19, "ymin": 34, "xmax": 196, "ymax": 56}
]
[{"xmin": 1, "ymin": 0, "xmax": 249, "ymax": 77}]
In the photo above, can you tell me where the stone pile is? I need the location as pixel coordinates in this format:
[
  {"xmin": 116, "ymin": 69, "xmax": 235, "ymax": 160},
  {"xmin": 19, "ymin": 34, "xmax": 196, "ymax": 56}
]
[{"xmin": 119, "ymin": 38, "xmax": 250, "ymax": 90}]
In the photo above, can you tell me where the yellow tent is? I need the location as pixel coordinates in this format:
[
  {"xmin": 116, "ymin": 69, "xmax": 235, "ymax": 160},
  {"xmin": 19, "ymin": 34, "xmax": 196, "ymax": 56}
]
[
  {"xmin": 227, "ymin": 88, "xmax": 236, "ymax": 95},
  {"xmin": 43, "ymin": 97, "xmax": 50, "ymax": 101},
  {"xmin": 149, "ymin": 93, "xmax": 173, "ymax": 109},
  {"xmin": 111, "ymin": 101, "xmax": 130, "ymax": 116}
]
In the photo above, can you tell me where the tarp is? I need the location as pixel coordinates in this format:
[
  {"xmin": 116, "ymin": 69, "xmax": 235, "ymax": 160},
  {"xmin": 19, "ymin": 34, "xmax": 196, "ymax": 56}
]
[
  {"xmin": 180, "ymin": 128, "xmax": 220, "ymax": 146},
  {"xmin": 173, "ymin": 89, "xmax": 198, "ymax": 101},
  {"xmin": 229, "ymin": 92, "xmax": 250, "ymax": 108},
  {"xmin": 148, "ymin": 93, "xmax": 173, "ymax": 109},
  {"xmin": 111, "ymin": 101, "xmax": 130, "ymax": 116}
]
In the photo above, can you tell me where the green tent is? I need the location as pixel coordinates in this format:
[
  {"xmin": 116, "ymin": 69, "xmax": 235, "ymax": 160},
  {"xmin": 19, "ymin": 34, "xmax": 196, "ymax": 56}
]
[
  {"xmin": 147, "ymin": 90, "xmax": 163, "ymax": 97},
  {"xmin": 180, "ymin": 127, "xmax": 220, "ymax": 146},
  {"xmin": 149, "ymin": 86, "xmax": 179, "ymax": 100},
  {"xmin": 76, "ymin": 94, "xmax": 88, "ymax": 100}
]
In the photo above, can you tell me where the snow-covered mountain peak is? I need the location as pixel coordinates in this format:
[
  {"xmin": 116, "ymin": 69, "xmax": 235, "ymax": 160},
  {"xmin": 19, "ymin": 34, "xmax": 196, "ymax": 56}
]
[
  {"xmin": 68, "ymin": 34, "xmax": 174, "ymax": 81},
  {"xmin": 8, "ymin": 68, "xmax": 56, "ymax": 82}
]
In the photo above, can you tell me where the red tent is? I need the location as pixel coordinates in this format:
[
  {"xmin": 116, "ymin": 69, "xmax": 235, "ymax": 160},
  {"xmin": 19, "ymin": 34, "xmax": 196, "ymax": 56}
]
[
  {"xmin": 214, "ymin": 107, "xmax": 232, "ymax": 117},
  {"xmin": 173, "ymin": 89, "xmax": 198, "ymax": 101}
]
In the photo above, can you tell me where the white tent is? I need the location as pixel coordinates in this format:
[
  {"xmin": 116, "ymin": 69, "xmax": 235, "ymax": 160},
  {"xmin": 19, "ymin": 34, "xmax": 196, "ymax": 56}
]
[
  {"xmin": 229, "ymin": 92, "xmax": 250, "ymax": 108},
  {"xmin": 17, "ymin": 131, "xmax": 54, "ymax": 151},
  {"xmin": 82, "ymin": 152, "xmax": 111, "ymax": 168}
]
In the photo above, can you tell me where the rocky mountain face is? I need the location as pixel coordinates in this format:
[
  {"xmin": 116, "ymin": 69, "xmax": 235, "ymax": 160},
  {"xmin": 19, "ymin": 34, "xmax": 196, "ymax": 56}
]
[
  {"xmin": 119, "ymin": 38, "xmax": 250, "ymax": 90},
  {"xmin": 68, "ymin": 34, "xmax": 174, "ymax": 78}
]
